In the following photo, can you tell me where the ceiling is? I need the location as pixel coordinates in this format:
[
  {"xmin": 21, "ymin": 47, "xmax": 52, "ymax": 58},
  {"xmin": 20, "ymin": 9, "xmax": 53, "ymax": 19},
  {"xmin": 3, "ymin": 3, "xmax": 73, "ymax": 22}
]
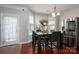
[
  {"xmin": 21, "ymin": 4, "xmax": 79, "ymax": 14},
  {"xmin": 0, "ymin": 4, "xmax": 79, "ymax": 14}
]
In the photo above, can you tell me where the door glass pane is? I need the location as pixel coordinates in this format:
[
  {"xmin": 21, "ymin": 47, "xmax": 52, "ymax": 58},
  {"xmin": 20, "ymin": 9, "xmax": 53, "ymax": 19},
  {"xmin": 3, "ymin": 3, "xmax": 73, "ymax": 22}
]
[{"xmin": 3, "ymin": 17, "xmax": 17, "ymax": 41}]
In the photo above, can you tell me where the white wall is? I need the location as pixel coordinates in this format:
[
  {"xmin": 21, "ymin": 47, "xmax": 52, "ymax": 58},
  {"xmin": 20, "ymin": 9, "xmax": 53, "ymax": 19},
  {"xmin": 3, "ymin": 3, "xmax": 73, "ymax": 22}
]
[
  {"xmin": 60, "ymin": 6, "xmax": 79, "ymax": 31},
  {"xmin": 0, "ymin": 6, "xmax": 33, "ymax": 46}
]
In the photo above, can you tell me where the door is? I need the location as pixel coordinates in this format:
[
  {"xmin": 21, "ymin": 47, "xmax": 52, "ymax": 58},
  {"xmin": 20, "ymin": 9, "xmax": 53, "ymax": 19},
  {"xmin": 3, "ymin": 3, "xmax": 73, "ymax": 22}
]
[{"xmin": 1, "ymin": 14, "xmax": 19, "ymax": 46}]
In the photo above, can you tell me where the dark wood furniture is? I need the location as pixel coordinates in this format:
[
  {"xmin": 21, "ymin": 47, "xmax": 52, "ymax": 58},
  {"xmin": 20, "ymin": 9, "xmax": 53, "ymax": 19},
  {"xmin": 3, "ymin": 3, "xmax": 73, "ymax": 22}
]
[
  {"xmin": 32, "ymin": 31, "xmax": 38, "ymax": 50},
  {"xmin": 49, "ymin": 31, "xmax": 62, "ymax": 51},
  {"xmin": 32, "ymin": 31, "xmax": 63, "ymax": 53}
]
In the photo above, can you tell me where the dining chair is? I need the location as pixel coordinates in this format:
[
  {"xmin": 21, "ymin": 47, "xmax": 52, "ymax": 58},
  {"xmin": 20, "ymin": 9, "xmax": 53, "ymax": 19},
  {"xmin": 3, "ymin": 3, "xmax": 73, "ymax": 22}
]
[{"xmin": 49, "ymin": 31, "xmax": 61, "ymax": 52}]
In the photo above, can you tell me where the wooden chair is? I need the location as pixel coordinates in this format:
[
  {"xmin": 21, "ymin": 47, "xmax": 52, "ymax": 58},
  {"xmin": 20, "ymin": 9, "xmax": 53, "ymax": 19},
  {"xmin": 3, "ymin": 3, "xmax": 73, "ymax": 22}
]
[
  {"xmin": 32, "ymin": 31, "xmax": 44, "ymax": 53},
  {"xmin": 49, "ymin": 31, "xmax": 62, "ymax": 51},
  {"xmin": 32, "ymin": 31, "xmax": 38, "ymax": 50}
]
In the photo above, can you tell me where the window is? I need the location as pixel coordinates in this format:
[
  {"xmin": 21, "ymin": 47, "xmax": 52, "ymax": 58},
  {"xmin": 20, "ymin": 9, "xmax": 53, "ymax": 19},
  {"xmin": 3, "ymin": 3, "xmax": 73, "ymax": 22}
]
[
  {"xmin": 29, "ymin": 15, "xmax": 34, "ymax": 35},
  {"xmin": 29, "ymin": 16, "xmax": 34, "ymax": 24},
  {"xmin": 48, "ymin": 20, "xmax": 55, "ymax": 30},
  {"xmin": 2, "ymin": 16, "xmax": 17, "ymax": 42},
  {"xmin": 48, "ymin": 18, "xmax": 55, "ymax": 33}
]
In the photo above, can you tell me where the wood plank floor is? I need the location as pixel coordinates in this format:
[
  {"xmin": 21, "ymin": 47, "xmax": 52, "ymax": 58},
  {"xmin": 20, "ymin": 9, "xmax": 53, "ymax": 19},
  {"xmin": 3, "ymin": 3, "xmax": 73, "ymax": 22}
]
[
  {"xmin": 0, "ymin": 42, "xmax": 79, "ymax": 54},
  {"xmin": 21, "ymin": 43, "xmax": 78, "ymax": 54}
]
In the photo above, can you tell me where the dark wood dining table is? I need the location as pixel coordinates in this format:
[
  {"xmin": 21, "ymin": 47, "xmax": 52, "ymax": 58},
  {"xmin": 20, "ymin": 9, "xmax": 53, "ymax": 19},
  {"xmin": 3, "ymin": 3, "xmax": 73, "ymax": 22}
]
[{"xmin": 33, "ymin": 32, "xmax": 63, "ymax": 53}]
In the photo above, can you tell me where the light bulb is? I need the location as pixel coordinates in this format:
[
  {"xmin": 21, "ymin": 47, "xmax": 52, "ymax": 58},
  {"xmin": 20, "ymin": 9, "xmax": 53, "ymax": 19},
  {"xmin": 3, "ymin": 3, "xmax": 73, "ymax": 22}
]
[
  {"xmin": 72, "ymin": 17, "xmax": 75, "ymax": 21},
  {"xmin": 57, "ymin": 12, "xmax": 60, "ymax": 16},
  {"xmin": 70, "ymin": 17, "xmax": 73, "ymax": 21},
  {"xmin": 52, "ymin": 13, "xmax": 56, "ymax": 17}
]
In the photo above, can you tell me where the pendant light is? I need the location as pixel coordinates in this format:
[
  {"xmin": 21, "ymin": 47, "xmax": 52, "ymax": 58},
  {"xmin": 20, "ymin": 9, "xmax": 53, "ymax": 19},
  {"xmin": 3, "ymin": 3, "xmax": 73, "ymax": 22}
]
[{"xmin": 52, "ymin": 5, "xmax": 60, "ymax": 17}]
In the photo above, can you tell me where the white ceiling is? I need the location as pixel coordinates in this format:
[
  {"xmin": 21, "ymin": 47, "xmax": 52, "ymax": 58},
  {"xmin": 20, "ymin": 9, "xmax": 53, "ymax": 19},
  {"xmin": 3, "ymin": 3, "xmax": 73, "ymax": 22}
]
[
  {"xmin": 21, "ymin": 4, "xmax": 79, "ymax": 14},
  {"xmin": 0, "ymin": 4, "xmax": 79, "ymax": 14}
]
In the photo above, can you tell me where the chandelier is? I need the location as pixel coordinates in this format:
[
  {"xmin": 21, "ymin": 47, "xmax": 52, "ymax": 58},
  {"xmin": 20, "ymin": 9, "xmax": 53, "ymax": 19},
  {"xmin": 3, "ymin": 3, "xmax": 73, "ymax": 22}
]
[{"xmin": 52, "ymin": 5, "xmax": 60, "ymax": 17}]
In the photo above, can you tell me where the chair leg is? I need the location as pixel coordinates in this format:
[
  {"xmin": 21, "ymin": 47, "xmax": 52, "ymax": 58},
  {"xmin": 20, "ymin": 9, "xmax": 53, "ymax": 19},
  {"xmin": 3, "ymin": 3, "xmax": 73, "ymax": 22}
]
[{"xmin": 51, "ymin": 42, "xmax": 53, "ymax": 53}]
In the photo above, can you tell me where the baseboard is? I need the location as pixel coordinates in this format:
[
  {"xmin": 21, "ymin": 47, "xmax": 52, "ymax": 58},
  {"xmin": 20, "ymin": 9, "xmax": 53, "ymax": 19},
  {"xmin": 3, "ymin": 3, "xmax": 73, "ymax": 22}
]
[
  {"xmin": 0, "ymin": 40, "xmax": 32, "ymax": 47},
  {"xmin": 18, "ymin": 40, "xmax": 32, "ymax": 44}
]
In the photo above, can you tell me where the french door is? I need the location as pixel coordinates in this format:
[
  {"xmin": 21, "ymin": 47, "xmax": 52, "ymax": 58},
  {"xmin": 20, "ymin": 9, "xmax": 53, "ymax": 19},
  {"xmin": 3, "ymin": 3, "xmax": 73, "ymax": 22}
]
[{"xmin": 1, "ymin": 14, "xmax": 19, "ymax": 46}]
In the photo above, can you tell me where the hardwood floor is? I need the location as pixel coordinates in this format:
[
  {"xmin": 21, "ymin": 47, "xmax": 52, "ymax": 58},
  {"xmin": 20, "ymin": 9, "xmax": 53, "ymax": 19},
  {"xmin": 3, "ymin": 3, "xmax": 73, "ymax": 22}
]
[
  {"xmin": 21, "ymin": 43, "xmax": 78, "ymax": 54},
  {"xmin": 0, "ymin": 44, "xmax": 21, "ymax": 54},
  {"xmin": 21, "ymin": 43, "xmax": 33, "ymax": 54},
  {"xmin": 0, "ymin": 42, "xmax": 79, "ymax": 54}
]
